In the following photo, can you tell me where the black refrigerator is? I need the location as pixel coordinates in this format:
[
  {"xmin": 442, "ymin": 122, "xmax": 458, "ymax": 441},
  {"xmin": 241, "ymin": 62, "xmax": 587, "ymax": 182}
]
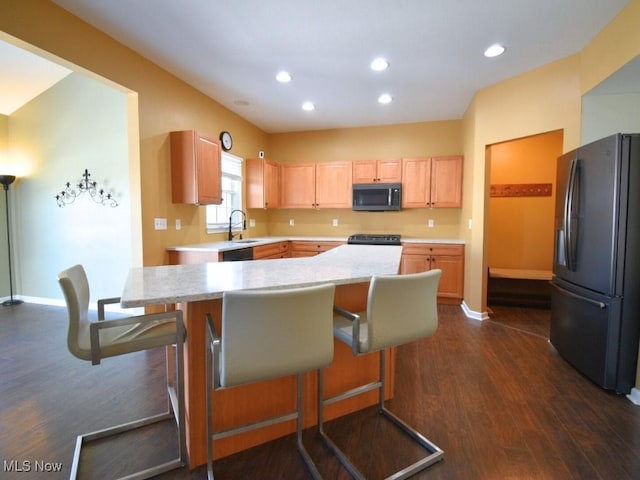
[{"xmin": 550, "ymin": 133, "xmax": 640, "ymax": 394}]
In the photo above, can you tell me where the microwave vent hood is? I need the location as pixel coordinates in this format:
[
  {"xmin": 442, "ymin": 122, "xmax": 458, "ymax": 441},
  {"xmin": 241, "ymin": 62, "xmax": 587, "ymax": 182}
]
[{"xmin": 352, "ymin": 183, "xmax": 401, "ymax": 211}]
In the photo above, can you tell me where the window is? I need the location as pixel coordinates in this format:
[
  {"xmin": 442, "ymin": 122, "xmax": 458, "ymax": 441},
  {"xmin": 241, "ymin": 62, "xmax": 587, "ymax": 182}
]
[{"xmin": 206, "ymin": 152, "xmax": 243, "ymax": 233}]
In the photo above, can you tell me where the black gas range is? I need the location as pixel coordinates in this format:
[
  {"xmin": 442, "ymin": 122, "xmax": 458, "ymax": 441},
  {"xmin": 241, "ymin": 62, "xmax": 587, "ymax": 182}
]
[{"xmin": 347, "ymin": 233, "xmax": 401, "ymax": 245}]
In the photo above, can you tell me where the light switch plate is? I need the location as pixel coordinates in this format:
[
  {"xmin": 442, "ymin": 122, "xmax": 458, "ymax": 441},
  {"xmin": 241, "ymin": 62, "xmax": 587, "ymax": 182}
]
[
  {"xmin": 175, "ymin": 219, "xmax": 181, "ymax": 230},
  {"xmin": 289, "ymin": 219, "xmax": 295, "ymax": 227},
  {"xmin": 154, "ymin": 218, "xmax": 167, "ymax": 230},
  {"xmin": 249, "ymin": 218, "xmax": 256, "ymax": 227},
  {"xmin": 428, "ymin": 219, "xmax": 434, "ymax": 228},
  {"xmin": 332, "ymin": 218, "xmax": 339, "ymax": 227}
]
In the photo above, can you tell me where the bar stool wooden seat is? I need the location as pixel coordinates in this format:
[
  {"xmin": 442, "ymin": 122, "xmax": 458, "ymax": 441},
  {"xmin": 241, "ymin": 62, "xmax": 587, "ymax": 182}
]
[
  {"xmin": 318, "ymin": 269, "xmax": 444, "ymax": 480},
  {"xmin": 205, "ymin": 283, "xmax": 336, "ymax": 480},
  {"xmin": 57, "ymin": 264, "xmax": 186, "ymax": 479}
]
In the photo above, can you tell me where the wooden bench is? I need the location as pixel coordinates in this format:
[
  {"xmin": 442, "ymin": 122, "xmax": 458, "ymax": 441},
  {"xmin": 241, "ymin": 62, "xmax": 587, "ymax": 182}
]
[{"xmin": 488, "ymin": 268, "xmax": 552, "ymax": 309}]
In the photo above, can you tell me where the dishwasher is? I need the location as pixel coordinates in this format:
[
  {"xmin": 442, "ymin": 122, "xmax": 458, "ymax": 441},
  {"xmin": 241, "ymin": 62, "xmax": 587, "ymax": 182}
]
[{"xmin": 221, "ymin": 247, "xmax": 254, "ymax": 261}]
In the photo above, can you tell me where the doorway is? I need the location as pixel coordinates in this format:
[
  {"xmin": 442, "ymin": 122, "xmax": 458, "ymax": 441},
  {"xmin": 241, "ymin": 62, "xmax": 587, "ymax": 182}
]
[{"xmin": 486, "ymin": 130, "xmax": 563, "ymax": 326}]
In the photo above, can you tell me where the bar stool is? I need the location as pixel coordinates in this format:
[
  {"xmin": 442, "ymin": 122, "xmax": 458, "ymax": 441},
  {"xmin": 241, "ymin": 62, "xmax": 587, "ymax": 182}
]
[
  {"xmin": 205, "ymin": 283, "xmax": 336, "ymax": 480},
  {"xmin": 318, "ymin": 269, "xmax": 444, "ymax": 480},
  {"xmin": 57, "ymin": 264, "xmax": 186, "ymax": 479}
]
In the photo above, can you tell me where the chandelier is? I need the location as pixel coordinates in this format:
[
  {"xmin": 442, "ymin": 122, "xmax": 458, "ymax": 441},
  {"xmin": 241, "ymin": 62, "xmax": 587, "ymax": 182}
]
[{"xmin": 55, "ymin": 169, "xmax": 118, "ymax": 207}]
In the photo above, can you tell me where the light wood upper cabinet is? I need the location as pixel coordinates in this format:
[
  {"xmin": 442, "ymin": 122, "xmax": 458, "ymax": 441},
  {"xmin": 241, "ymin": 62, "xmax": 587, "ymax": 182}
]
[
  {"xmin": 281, "ymin": 161, "xmax": 352, "ymax": 209},
  {"xmin": 431, "ymin": 155, "xmax": 463, "ymax": 207},
  {"xmin": 280, "ymin": 163, "xmax": 316, "ymax": 208},
  {"xmin": 170, "ymin": 130, "xmax": 222, "ymax": 205},
  {"xmin": 401, "ymin": 158, "xmax": 430, "ymax": 207},
  {"xmin": 245, "ymin": 158, "xmax": 280, "ymax": 209},
  {"xmin": 353, "ymin": 159, "xmax": 402, "ymax": 184},
  {"xmin": 402, "ymin": 155, "xmax": 462, "ymax": 208},
  {"xmin": 315, "ymin": 162, "xmax": 352, "ymax": 208}
]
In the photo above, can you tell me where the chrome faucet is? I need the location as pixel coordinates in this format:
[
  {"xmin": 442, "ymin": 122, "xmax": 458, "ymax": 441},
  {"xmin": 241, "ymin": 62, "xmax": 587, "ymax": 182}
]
[{"xmin": 228, "ymin": 209, "xmax": 247, "ymax": 241}]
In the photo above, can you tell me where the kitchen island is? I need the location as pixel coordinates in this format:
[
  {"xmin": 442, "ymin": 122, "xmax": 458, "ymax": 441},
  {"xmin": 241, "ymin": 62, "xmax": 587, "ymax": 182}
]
[{"xmin": 121, "ymin": 244, "xmax": 403, "ymax": 468}]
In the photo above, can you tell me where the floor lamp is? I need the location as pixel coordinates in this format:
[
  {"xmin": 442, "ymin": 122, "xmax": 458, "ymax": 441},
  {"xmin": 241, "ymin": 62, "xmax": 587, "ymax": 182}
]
[{"xmin": 0, "ymin": 175, "xmax": 23, "ymax": 307}]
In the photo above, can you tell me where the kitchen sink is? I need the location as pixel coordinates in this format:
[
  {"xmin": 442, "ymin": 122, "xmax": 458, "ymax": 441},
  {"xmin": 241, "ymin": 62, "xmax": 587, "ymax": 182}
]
[{"xmin": 233, "ymin": 240, "xmax": 259, "ymax": 244}]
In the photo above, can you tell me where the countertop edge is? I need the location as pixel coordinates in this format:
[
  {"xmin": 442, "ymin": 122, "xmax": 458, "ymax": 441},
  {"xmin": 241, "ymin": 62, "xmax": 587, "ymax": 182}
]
[
  {"xmin": 122, "ymin": 244, "xmax": 403, "ymax": 308},
  {"xmin": 168, "ymin": 236, "xmax": 465, "ymax": 252}
]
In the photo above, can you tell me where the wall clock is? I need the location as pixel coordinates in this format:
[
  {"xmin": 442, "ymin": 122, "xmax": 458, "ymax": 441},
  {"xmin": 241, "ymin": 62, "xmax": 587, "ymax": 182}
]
[{"xmin": 219, "ymin": 131, "xmax": 233, "ymax": 151}]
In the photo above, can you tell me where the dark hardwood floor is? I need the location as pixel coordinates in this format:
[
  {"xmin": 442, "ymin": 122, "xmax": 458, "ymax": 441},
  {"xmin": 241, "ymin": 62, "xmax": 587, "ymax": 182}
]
[{"xmin": 1, "ymin": 302, "xmax": 639, "ymax": 479}]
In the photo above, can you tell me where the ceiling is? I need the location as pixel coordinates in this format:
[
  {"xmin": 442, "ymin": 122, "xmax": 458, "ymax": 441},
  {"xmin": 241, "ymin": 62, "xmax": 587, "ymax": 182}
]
[
  {"xmin": 3, "ymin": 1, "xmax": 634, "ymax": 132},
  {"xmin": 0, "ymin": 40, "xmax": 71, "ymax": 116}
]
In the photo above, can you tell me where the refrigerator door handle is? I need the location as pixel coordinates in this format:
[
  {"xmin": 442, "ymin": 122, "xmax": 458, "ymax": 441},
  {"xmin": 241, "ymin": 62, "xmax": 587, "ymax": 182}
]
[
  {"xmin": 565, "ymin": 158, "xmax": 579, "ymax": 271},
  {"xmin": 550, "ymin": 282, "xmax": 607, "ymax": 309}
]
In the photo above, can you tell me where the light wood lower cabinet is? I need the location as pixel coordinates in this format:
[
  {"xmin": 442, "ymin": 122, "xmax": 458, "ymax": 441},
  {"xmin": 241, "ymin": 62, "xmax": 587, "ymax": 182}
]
[
  {"xmin": 253, "ymin": 241, "xmax": 290, "ymax": 259},
  {"xmin": 289, "ymin": 240, "xmax": 345, "ymax": 257},
  {"xmin": 400, "ymin": 243, "xmax": 464, "ymax": 303}
]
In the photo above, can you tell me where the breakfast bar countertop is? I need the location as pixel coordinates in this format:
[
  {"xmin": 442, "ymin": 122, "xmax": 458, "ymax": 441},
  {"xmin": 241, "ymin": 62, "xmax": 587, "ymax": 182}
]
[{"xmin": 121, "ymin": 244, "xmax": 403, "ymax": 308}]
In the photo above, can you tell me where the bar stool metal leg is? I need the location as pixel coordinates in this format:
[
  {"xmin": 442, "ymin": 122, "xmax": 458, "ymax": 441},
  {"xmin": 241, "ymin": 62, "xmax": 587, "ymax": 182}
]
[
  {"xmin": 318, "ymin": 349, "xmax": 443, "ymax": 480},
  {"xmin": 69, "ymin": 340, "xmax": 186, "ymax": 480},
  {"xmin": 58, "ymin": 265, "xmax": 187, "ymax": 480}
]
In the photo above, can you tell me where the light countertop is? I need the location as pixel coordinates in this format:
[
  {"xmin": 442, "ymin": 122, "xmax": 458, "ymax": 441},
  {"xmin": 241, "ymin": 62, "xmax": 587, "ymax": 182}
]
[
  {"xmin": 122, "ymin": 244, "xmax": 403, "ymax": 307},
  {"xmin": 167, "ymin": 236, "xmax": 464, "ymax": 253}
]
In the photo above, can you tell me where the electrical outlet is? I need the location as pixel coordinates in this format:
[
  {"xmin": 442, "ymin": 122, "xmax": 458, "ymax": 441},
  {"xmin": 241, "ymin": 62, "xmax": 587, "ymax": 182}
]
[
  {"xmin": 428, "ymin": 219, "xmax": 435, "ymax": 228},
  {"xmin": 249, "ymin": 218, "xmax": 256, "ymax": 227},
  {"xmin": 468, "ymin": 219, "xmax": 473, "ymax": 230},
  {"xmin": 154, "ymin": 218, "xmax": 167, "ymax": 230},
  {"xmin": 332, "ymin": 218, "xmax": 339, "ymax": 227},
  {"xmin": 289, "ymin": 219, "xmax": 295, "ymax": 227},
  {"xmin": 175, "ymin": 219, "xmax": 181, "ymax": 230}
]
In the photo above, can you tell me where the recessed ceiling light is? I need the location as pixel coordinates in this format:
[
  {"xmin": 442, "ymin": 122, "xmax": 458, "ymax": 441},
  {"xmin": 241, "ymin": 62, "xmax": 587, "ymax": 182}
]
[
  {"xmin": 302, "ymin": 101, "xmax": 315, "ymax": 111},
  {"xmin": 276, "ymin": 71, "xmax": 292, "ymax": 83},
  {"xmin": 370, "ymin": 57, "xmax": 389, "ymax": 71},
  {"xmin": 378, "ymin": 93, "xmax": 392, "ymax": 104},
  {"xmin": 484, "ymin": 44, "xmax": 506, "ymax": 58}
]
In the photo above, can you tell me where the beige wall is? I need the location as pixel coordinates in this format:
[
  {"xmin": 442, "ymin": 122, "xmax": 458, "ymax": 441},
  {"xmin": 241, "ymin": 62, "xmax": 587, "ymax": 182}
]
[
  {"xmin": 0, "ymin": 115, "xmax": 6, "ymax": 149},
  {"xmin": 268, "ymin": 120, "xmax": 462, "ymax": 163},
  {"xmin": 460, "ymin": 0, "xmax": 640, "ymax": 386},
  {"xmin": 580, "ymin": 0, "xmax": 640, "ymax": 95},
  {"xmin": 262, "ymin": 120, "xmax": 463, "ymax": 238},
  {"xmin": 3, "ymin": 0, "xmax": 640, "ymax": 386},
  {"xmin": 461, "ymin": 55, "xmax": 583, "ymax": 315},
  {"xmin": 488, "ymin": 130, "xmax": 563, "ymax": 271},
  {"xmin": 0, "ymin": 0, "xmax": 268, "ymax": 267}
]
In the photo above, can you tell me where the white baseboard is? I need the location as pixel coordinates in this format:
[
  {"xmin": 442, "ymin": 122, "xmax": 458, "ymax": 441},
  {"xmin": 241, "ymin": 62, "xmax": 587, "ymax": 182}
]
[
  {"xmin": 461, "ymin": 301, "xmax": 489, "ymax": 321},
  {"xmin": 14, "ymin": 295, "xmax": 66, "ymax": 307},
  {"xmin": 627, "ymin": 388, "xmax": 640, "ymax": 406},
  {"xmin": 2, "ymin": 295, "xmax": 142, "ymax": 315}
]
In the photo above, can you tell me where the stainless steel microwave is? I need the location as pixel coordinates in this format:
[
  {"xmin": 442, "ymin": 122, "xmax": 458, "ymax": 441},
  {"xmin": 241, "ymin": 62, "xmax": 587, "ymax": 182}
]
[{"xmin": 352, "ymin": 183, "xmax": 402, "ymax": 211}]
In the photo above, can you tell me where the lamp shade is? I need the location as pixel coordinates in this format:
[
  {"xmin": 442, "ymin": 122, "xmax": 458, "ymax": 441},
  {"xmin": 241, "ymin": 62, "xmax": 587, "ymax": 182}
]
[{"xmin": 0, "ymin": 175, "xmax": 16, "ymax": 190}]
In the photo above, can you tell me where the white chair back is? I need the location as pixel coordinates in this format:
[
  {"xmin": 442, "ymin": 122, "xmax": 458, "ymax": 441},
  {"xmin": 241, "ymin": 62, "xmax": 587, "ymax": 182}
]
[
  {"xmin": 57, "ymin": 264, "xmax": 93, "ymax": 361},
  {"xmin": 220, "ymin": 283, "xmax": 335, "ymax": 387},
  {"xmin": 365, "ymin": 269, "xmax": 441, "ymax": 352}
]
